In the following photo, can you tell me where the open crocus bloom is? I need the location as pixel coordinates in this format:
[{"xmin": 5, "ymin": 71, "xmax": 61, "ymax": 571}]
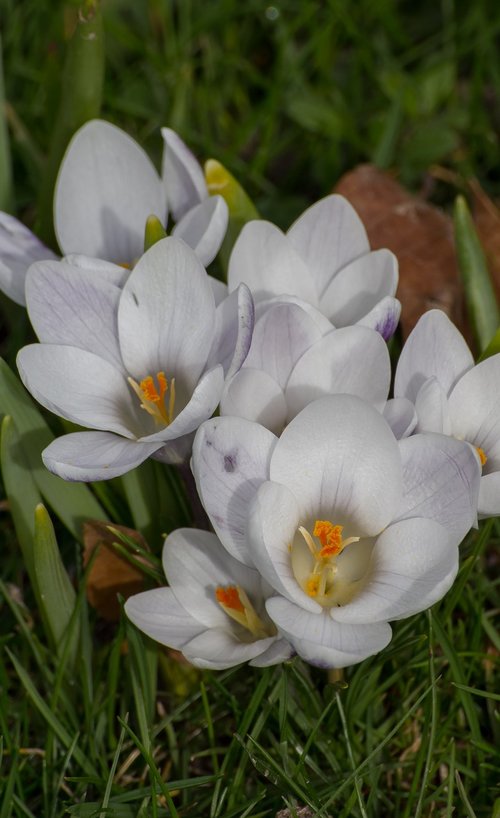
[
  {"xmin": 125, "ymin": 528, "xmax": 292, "ymax": 669},
  {"xmin": 0, "ymin": 121, "xmax": 227, "ymax": 306},
  {"xmin": 17, "ymin": 237, "xmax": 253, "ymax": 480},
  {"xmin": 220, "ymin": 298, "xmax": 394, "ymax": 435},
  {"xmin": 227, "ymin": 194, "xmax": 401, "ymax": 338},
  {"xmin": 193, "ymin": 394, "xmax": 480, "ymax": 668},
  {"xmin": 395, "ymin": 309, "xmax": 500, "ymax": 517}
]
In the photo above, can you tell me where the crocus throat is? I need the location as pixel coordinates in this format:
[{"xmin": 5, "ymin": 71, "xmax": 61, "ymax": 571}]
[
  {"xmin": 215, "ymin": 584, "xmax": 271, "ymax": 639},
  {"xmin": 298, "ymin": 520, "xmax": 360, "ymax": 603},
  {"xmin": 128, "ymin": 371, "xmax": 176, "ymax": 426}
]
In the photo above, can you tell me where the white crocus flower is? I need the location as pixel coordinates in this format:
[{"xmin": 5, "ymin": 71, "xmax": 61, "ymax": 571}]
[
  {"xmin": 227, "ymin": 195, "xmax": 401, "ymax": 338},
  {"xmin": 125, "ymin": 528, "xmax": 292, "ymax": 669},
  {"xmin": 16, "ymin": 237, "xmax": 253, "ymax": 480},
  {"xmin": 395, "ymin": 308, "xmax": 500, "ymax": 517},
  {"xmin": 0, "ymin": 121, "xmax": 227, "ymax": 306},
  {"xmin": 193, "ymin": 395, "xmax": 480, "ymax": 668},
  {"xmin": 220, "ymin": 298, "xmax": 394, "ymax": 435}
]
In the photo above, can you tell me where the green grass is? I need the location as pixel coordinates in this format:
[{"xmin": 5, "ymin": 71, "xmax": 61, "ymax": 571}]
[{"xmin": 0, "ymin": 0, "xmax": 499, "ymax": 814}]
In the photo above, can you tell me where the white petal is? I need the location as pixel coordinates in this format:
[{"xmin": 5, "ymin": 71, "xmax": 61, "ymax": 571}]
[
  {"xmin": 183, "ymin": 629, "xmax": 277, "ymax": 669},
  {"xmin": 383, "ymin": 398, "xmax": 417, "ymax": 440},
  {"xmin": 161, "ymin": 127, "xmax": 207, "ymax": 221},
  {"xmin": 287, "ymin": 195, "xmax": 370, "ymax": 299},
  {"xmin": 43, "ymin": 431, "xmax": 160, "ymax": 481},
  {"xmin": 63, "ymin": 254, "xmax": 129, "ymax": 287},
  {"xmin": 320, "ymin": 249, "xmax": 398, "ymax": 326},
  {"xmin": 228, "ymin": 221, "xmax": 318, "ymax": 304},
  {"xmin": 266, "ymin": 597, "xmax": 392, "ymax": 668},
  {"xmin": 245, "ymin": 301, "xmax": 323, "ymax": 389},
  {"xmin": 250, "ymin": 638, "xmax": 294, "ymax": 666},
  {"xmin": 256, "ymin": 294, "xmax": 335, "ymax": 336},
  {"xmin": 285, "ymin": 326, "xmax": 391, "ymax": 420},
  {"xmin": 334, "ymin": 518, "xmax": 457, "ymax": 624},
  {"xmin": 356, "ymin": 296, "xmax": 401, "ymax": 341},
  {"xmin": 248, "ymin": 480, "xmax": 321, "ymax": 612},
  {"xmin": 118, "ymin": 237, "xmax": 215, "ymax": 388},
  {"xmin": 173, "ymin": 196, "xmax": 228, "ymax": 266},
  {"xmin": 414, "ymin": 377, "xmax": 452, "ymax": 434},
  {"xmin": 209, "ymin": 276, "xmax": 228, "ymax": 306},
  {"xmin": 270, "ymin": 394, "xmax": 402, "ymax": 534},
  {"xmin": 395, "ymin": 433, "xmax": 480, "ymax": 544},
  {"xmin": 152, "ymin": 432, "xmax": 195, "ymax": 465},
  {"xmin": 55, "ymin": 119, "xmax": 166, "ymax": 263},
  {"xmin": 125, "ymin": 587, "xmax": 203, "ymax": 648},
  {"xmin": 192, "ymin": 415, "xmax": 277, "ymax": 564},
  {"xmin": 206, "ymin": 284, "xmax": 255, "ymax": 379},
  {"xmin": 17, "ymin": 344, "xmax": 139, "ymax": 437},
  {"xmin": 25, "ymin": 260, "xmax": 123, "ymax": 370},
  {"xmin": 448, "ymin": 355, "xmax": 500, "ymax": 469},
  {"xmin": 478, "ymin": 472, "xmax": 500, "ymax": 518},
  {"xmin": 0, "ymin": 212, "xmax": 57, "ymax": 306},
  {"xmin": 395, "ymin": 310, "xmax": 474, "ymax": 403},
  {"xmin": 220, "ymin": 369, "xmax": 287, "ymax": 434},
  {"xmin": 163, "ymin": 528, "xmax": 264, "ymax": 627}
]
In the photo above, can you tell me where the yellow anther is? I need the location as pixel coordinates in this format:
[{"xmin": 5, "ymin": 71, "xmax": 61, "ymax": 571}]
[
  {"xmin": 215, "ymin": 584, "xmax": 272, "ymax": 639},
  {"xmin": 297, "ymin": 519, "xmax": 360, "ymax": 600},
  {"xmin": 476, "ymin": 446, "xmax": 487, "ymax": 467},
  {"xmin": 306, "ymin": 575, "xmax": 320, "ymax": 597},
  {"xmin": 215, "ymin": 585, "xmax": 245, "ymax": 613},
  {"xmin": 128, "ymin": 371, "xmax": 176, "ymax": 426}
]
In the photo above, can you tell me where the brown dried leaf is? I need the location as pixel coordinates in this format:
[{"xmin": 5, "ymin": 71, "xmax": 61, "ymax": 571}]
[
  {"xmin": 83, "ymin": 520, "xmax": 149, "ymax": 621},
  {"xmin": 470, "ymin": 178, "xmax": 500, "ymax": 304},
  {"xmin": 334, "ymin": 164, "xmax": 469, "ymax": 339}
]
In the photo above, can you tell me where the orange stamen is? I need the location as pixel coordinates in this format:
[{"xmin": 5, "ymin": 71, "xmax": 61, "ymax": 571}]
[
  {"xmin": 215, "ymin": 585, "xmax": 245, "ymax": 613},
  {"xmin": 314, "ymin": 520, "xmax": 344, "ymax": 557},
  {"xmin": 476, "ymin": 446, "xmax": 487, "ymax": 467}
]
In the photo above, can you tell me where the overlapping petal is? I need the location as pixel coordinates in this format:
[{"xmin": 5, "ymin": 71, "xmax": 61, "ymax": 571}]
[
  {"xmin": 161, "ymin": 127, "xmax": 207, "ymax": 221},
  {"xmin": 0, "ymin": 213, "xmax": 56, "ymax": 306},
  {"xmin": 221, "ymin": 369, "xmax": 287, "ymax": 433},
  {"xmin": 173, "ymin": 195, "xmax": 228, "ymax": 266},
  {"xmin": 43, "ymin": 432, "xmax": 162, "ymax": 481},
  {"xmin": 320, "ymin": 249, "xmax": 397, "ymax": 326}
]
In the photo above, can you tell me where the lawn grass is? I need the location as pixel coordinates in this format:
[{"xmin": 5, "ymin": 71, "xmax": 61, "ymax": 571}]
[{"xmin": 0, "ymin": 0, "xmax": 499, "ymax": 814}]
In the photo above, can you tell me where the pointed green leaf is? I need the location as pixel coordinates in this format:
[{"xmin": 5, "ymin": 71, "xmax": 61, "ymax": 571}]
[
  {"xmin": 0, "ymin": 358, "xmax": 106, "ymax": 538},
  {"xmin": 205, "ymin": 158, "xmax": 259, "ymax": 273},
  {"xmin": 454, "ymin": 195, "xmax": 500, "ymax": 352},
  {"xmin": 144, "ymin": 214, "xmax": 167, "ymax": 251},
  {"xmin": 0, "ymin": 35, "xmax": 13, "ymax": 212},
  {"xmin": 477, "ymin": 325, "xmax": 500, "ymax": 362},
  {"xmin": 33, "ymin": 504, "xmax": 77, "ymax": 664}
]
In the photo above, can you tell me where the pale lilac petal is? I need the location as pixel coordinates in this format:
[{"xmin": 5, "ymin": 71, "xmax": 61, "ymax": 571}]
[
  {"xmin": 63, "ymin": 254, "xmax": 130, "ymax": 287},
  {"xmin": 173, "ymin": 195, "xmax": 228, "ymax": 266},
  {"xmin": 25, "ymin": 260, "xmax": 123, "ymax": 370},
  {"xmin": 319, "ymin": 249, "xmax": 398, "ymax": 326},
  {"xmin": 256, "ymin": 295, "xmax": 335, "ymax": 336},
  {"xmin": 183, "ymin": 629, "xmax": 277, "ymax": 669},
  {"xmin": 414, "ymin": 377, "xmax": 452, "ymax": 434},
  {"xmin": 334, "ymin": 518, "xmax": 457, "ymax": 625},
  {"xmin": 478, "ymin": 472, "xmax": 500, "ymax": 518},
  {"xmin": 43, "ymin": 432, "xmax": 161, "ymax": 481},
  {"xmin": 161, "ymin": 127, "xmax": 207, "ymax": 221},
  {"xmin": 245, "ymin": 302, "xmax": 323, "ymax": 389},
  {"xmin": 220, "ymin": 369, "xmax": 287, "ymax": 435},
  {"xmin": 125, "ymin": 588, "xmax": 203, "ymax": 648},
  {"xmin": 118, "ymin": 237, "xmax": 215, "ymax": 388},
  {"xmin": 209, "ymin": 276, "xmax": 228, "ymax": 306},
  {"xmin": 287, "ymin": 195, "xmax": 370, "ymax": 299},
  {"xmin": 356, "ymin": 296, "xmax": 401, "ymax": 341},
  {"xmin": 206, "ymin": 284, "xmax": 255, "ymax": 379},
  {"xmin": 0, "ymin": 213, "xmax": 57, "ymax": 306},
  {"xmin": 266, "ymin": 597, "xmax": 392, "ymax": 668},
  {"xmin": 192, "ymin": 416, "xmax": 277, "ymax": 565},
  {"xmin": 228, "ymin": 221, "xmax": 318, "ymax": 304},
  {"xmin": 163, "ymin": 528, "xmax": 263, "ymax": 627},
  {"xmin": 55, "ymin": 119, "xmax": 166, "ymax": 263},
  {"xmin": 248, "ymin": 480, "xmax": 321, "ymax": 612},
  {"xmin": 395, "ymin": 310, "xmax": 474, "ymax": 403},
  {"xmin": 448, "ymin": 355, "xmax": 500, "ymax": 469},
  {"xmin": 285, "ymin": 326, "xmax": 391, "ymax": 419},
  {"xmin": 395, "ymin": 433, "xmax": 480, "ymax": 544},
  {"xmin": 270, "ymin": 395, "xmax": 402, "ymax": 534},
  {"xmin": 250, "ymin": 638, "xmax": 294, "ymax": 666},
  {"xmin": 17, "ymin": 344, "xmax": 140, "ymax": 436},
  {"xmin": 383, "ymin": 398, "xmax": 417, "ymax": 440}
]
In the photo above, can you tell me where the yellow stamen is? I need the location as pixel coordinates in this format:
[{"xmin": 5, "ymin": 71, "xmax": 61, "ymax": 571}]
[
  {"xmin": 215, "ymin": 585, "xmax": 244, "ymax": 613},
  {"xmin": 314, "ymin": 520, "xmax": 344, "ymax": 557},
  {"xmin": 128, "ymin": 371, "xmax": 176, "ymax": 426},
  {"xmin": 476, "ymin": 446, "xmax": 487, "ymax": 467},
  {"xmin": 297, "ymin": 519, "xmax": 360, "ymax": 599},
  {"xmin": 215, "ymin": 584, "xmax": 271, "ymax": 639},
  {"xmin": 306, "ymin": 575, "xmax": 320, "ymax": 597}
]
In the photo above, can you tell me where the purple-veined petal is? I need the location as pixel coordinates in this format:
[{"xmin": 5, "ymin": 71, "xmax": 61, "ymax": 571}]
[
  {"xmin": 161, "ymin": 127, "xmax": 207, "ymax": 221},
  {"xmin": 173, "ymin": 195, "xmax": 228, "ymax": 266},
  {"xmin": 0, "ymin": 212, "xmax": 57, "ymax": 306},
  {"xmin": 192, "ymin": 415, "xmax": 277, "ymax": 565},
  {"xmin": 356, "ymin": 296, "xmax": 401, "ymax": 341},
  {"xmin": 55, "ymin": 119, "xmax": 166, "ymax": 263},
  {"xmin": 42, "ymin": 431, "xmax": 160, "ymax": 481},
  {"xmin": 334, "ymin": 517, "xmax": 457, "ymax": 624}
]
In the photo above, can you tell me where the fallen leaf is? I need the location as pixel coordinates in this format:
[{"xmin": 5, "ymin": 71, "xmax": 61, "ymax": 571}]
[
  {"xmin": 469, "ymin": 178, "xmax": 500, "ymax": 304},
  {"xmin": 334, "ymin": 164, "xmax": 469, "ymax": 340},
  {"xmin": 83, "ymin": 520, "xmax": 149, "ymax": 621}
]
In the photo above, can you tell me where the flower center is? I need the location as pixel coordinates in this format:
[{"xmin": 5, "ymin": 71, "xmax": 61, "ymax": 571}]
[
  {"xmin": 476, "ymin": 446, "xmax": 487, "ymax": 468},
  {"xmin": 215, "ymin": 585, "xmax": 273, "ymax": 639},
  {"xmin": 128, "ymin": 371, "xmax": 176, "ymax": 426},
  {"xmin": 295, "ymin": 520, "xmax": 361, "ymax": 606}
]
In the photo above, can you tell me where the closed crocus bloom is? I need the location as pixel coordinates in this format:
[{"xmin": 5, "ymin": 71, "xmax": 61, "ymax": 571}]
[
  {"xmin": 395, "ymin": 309, "xmax": 500, "ymax": 518},
  {"xmin": 17, "ymin": 237, "xmax": 253, "ymax": 480},
  {"xmin": 193, "ymin": 395, "xmax": 480, "ymax": 668},
  {"xmin": 228, "ymin": 194, "xmax": 401, "ymax": 339},
  {"xmin": 125, "ymin": 528, "xmax": 292, "ymax": 670}
]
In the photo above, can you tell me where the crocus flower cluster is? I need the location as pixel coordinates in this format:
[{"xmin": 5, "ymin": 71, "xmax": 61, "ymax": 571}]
[{"xmin": 3, "ymin": 120, "xmax": 497, "ymax": 670}]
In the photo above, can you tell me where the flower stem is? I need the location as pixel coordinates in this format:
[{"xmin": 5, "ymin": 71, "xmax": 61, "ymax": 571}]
[
  {"xmin": 328, "ymin": 667, "xmax": 344, "ymax": 684},
  {"xmin": 177, "ymin": 463, "xmax": 211, "ymax": 531}
]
